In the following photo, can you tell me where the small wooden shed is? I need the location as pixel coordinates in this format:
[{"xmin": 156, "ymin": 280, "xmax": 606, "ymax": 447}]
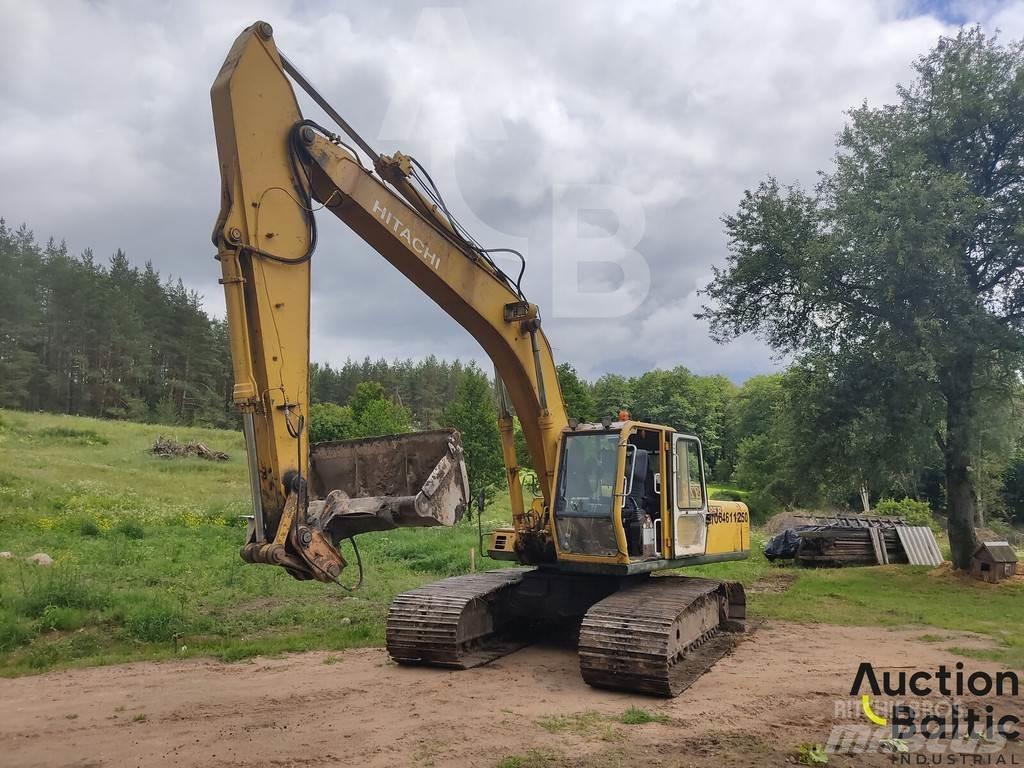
[{"xmin": 971, "ymin": 541, "xmax": 1018, "ymax": 583}]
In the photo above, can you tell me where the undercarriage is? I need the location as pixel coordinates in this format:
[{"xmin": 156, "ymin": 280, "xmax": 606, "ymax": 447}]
[{"xmin": 386, "ymin": 568, "xmax": 746, "ymax": 697}]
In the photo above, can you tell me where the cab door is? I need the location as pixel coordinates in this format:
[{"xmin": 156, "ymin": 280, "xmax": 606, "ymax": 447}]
[{"xmin": 672, "ymin": 434, "xmax": 707, "ymax": 558}]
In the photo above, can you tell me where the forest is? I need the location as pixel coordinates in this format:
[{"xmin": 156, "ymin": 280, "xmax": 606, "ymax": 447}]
[
  {"xmin": 0, "ymin": 221, "xmax": 234, "ymax": 428},
  {"xmin": 1, "ymin": 215, "xmax": 1021, "ymax": 531}
]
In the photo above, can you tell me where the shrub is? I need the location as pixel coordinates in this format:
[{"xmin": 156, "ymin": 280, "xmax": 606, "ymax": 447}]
[
  {"xmin": 25, "ymin": 642, "xmax": 60, "ymax": 669},
  {"xmin": 38, "ymin": 605, "xmax": 86, "ymax": 632},
  {"xmin": 744, "ymin": 489, "xmax": 781, "ymax": 525},
  {"xmin": 308, "ymin": 402, "xmax": 354, "ymax": 444},
  {"xmin": 875, "ymin": 497, "xmax": 938, "ymax": 531},
  {"xmin": 121, "ymin": 600, "xmax": 188, "ymax": 642},
  {"xmin": 113, "ymin": 519, "xmax": 145, "ymax": 539},
  {"xmin": 710, "ymin": 486, "xmax": 776, "ymax": 525},
  {"xmin": 796, "ymin": 743, "xmax": 829, "ymax": 765},
  {"xmin": 36, "ymin": 426, "xmax": 109, "ymax": 446},
  {"xmin": 14, "ymin": 568, "xmax": 110, "ymax": 618},
  {"xmin": 988, "ymin": 516, "xmax": 1013, "ymax": 538},
  {"xmin": 0, "ymin": 610, "xmax": 33, "ymax": 652}
]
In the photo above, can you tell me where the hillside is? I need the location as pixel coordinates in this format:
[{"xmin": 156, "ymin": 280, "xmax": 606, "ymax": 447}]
[{"xmin": 0, "ymin": 408, "xmax": 1021, "ymax": 677}]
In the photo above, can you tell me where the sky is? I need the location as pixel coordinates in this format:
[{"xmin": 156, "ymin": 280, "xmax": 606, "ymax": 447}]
[{"xmin": 3, "ymin": 1, "xmax": 1024, "ymax": 383}]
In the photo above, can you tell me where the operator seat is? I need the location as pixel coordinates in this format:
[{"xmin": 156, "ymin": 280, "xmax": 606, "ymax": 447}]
[{"xmin": 623, "ymin": 449, "xmax": 656, "ymax": 555}]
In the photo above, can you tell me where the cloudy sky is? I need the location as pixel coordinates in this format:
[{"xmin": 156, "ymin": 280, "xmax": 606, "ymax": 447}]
[{"xmin": 3, "ymin": 1, "xmax": 1024, "ymax": 382}]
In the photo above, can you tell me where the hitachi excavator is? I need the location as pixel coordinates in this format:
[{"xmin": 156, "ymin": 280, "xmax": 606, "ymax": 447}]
[{"xmin": 211, "ymin": 21, "xmax": 750, "ymax": 697}]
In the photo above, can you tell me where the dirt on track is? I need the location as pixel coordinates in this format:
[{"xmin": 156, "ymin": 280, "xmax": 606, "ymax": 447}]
[{"xmin": 1, "ymin": 621, "xmax": 1021, "ymax": 768}]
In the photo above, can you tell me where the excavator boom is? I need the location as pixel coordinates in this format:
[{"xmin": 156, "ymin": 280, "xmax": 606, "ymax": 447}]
[
  {"xmin": 212, "ymin": 23, "xmax": 480, "ymax": 581},
  {"xmin": 211, "ymin": 20, "xmax": 749, "ymax": 696}
]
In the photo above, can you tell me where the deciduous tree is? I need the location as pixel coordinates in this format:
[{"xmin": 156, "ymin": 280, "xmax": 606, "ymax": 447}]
[{"xmin": 702, "ymin": 29, "xmax": 1024, "ymax": 567}]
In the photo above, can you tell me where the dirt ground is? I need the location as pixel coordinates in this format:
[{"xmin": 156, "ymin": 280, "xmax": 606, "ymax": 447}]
[{"xmin": 1, "ymin": 621, "xmax": 1022, "ymax": 768}]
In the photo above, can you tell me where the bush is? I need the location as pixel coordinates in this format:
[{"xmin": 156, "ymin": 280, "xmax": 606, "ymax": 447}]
[
  {"xmin": 113, "ymin": 519, "xmax": 145, "ymax": 539},
  {"xmin": 121, "ymin": 600, "xmax": 188, "ymax": 642},
  {"xmin": 743, "ymin": 489, "xmax": 781, "ymax": 525},
  {"xmin": 0, "ymin": 611, "xmax": 33, "ymax": 652},
  {"xmin": 38, "ymin": 605, "xmax": 85, "ymax": 632},
  {"xmin": 25, "ymin": 642, "xmax": 60, "ymax": 669},
  {"xmin": 710, "ymin": 487, "xmax": 776, "ymax": 525},
  {"xmin": 308, "ymin": 402, "xmax": 354, "ymax": 443},
  {"xmin": 14, "ymin": 568, "xmax": 110, "ymax": 618},
  {"xmin": 875, "ymin": 497, "xmax": 938, "ymax": 531},
  {"xmin": 36, "ymin": 426, "xmax": 109, "ymax": 446}
]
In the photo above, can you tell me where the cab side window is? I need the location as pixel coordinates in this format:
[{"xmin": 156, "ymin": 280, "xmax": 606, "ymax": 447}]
[{"xmin": 676, "ymin": 439, "xmax": 704, "ymax": 510}]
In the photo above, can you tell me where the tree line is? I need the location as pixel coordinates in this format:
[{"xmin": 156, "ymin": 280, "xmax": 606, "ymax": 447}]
[
  {"xmin": 0, "ymin": 221, "xmax": 234, "ymax": 427},
  {"xmin": 309, "ymin": 356, "xmax": 1023, "ymax": 530},
  {"xmin": 0, "ymin": 218, "xmax": 1020, "ymax": 532},
  {"xmin": 555, "ymin": 364, "xmax": 1023, "ymax": 529}
]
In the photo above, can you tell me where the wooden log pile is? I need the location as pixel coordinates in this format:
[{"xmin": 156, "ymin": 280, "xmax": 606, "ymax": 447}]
[
  {"xmin": 150, "ymin": 436, "xmax": 228, "ymax": 462},
  {"xmin": 795, "ymin": 526, "xmax": 909, "ymax": 567}
]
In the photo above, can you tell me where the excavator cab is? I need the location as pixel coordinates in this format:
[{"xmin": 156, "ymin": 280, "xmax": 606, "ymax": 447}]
[
  {"xmin": 490, "ymin": 419, "xmax": 749, "ymax": 574},
  {"xmin": 550, "ymin": 422, "xmax": 666, "ymax": 561},
  {"xmin": 552, "ymin": 420, "xmax": 684, "ymax": 570}
]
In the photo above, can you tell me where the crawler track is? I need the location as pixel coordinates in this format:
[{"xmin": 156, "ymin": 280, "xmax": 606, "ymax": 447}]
[
  {"xmin": 386, "ymin": 568, "xmax": 531, "ymax": 668},
  {"xmin": 578, "ymin": 576, "xmax": 746, "ymax": 696},
  {"xmin": 387, "ymin": 570, "xmax": 746, "ymax": 697}
]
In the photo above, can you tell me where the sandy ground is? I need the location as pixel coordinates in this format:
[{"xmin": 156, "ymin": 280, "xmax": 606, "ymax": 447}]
[{"xmin": 1, "ymin": 621, "xmax": 1022, "ymax": 768}]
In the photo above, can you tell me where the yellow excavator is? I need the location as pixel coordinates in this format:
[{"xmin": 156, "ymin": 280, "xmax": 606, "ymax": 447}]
[{"xmin": 211, "ymin": 21, "xmax": 750, "ymax": 696}]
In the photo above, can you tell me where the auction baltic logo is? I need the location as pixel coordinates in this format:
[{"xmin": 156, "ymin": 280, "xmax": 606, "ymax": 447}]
[
  {"xmin": 830, "ymin": 662, "xmax": 1022, "ymax": 764},
  {"xmin": 853, "ymin": 662, "xmax": 1020, "ymax": 740}
]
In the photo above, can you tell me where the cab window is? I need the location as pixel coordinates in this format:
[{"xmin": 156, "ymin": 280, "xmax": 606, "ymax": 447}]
[{"xmin": 676, "ymin": 439, "xmax": 704, "ymax": 510}]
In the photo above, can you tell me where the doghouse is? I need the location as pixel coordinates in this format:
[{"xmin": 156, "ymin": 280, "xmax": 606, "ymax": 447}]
[{"xmin": 970, "ymin": 541, "xmax": 1018, "ymax": 583}]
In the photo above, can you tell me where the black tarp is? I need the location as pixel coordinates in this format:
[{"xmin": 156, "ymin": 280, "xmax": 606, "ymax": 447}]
[{"xmin": 764, "ymin": 526, "xmax": 818, "ymax": 561}]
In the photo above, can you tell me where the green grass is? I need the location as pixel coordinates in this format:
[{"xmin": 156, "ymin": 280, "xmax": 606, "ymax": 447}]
[
  {"xmin": 681, "ymin": 552, "xmax": 1024, "ymax": 669},
  {"xmin": 618, "ymin": 706, "xmax": 670, "ymax": 725},
  {"xmin": 795, "ymin": 743, "xmax": 829, "ymax": 765},
  {"xmin": 0, "ymin": 407, "xmax": 1022, "ymax": 675},
  {"xmin": 496, "ymin": 751, "xmax": 565, "ymax": 768},
  {"xmin": 535, "ymin": 710, "xmax": 620, "ymax": 740},
  {"xmin": 0, "ymin": 409, "xmax": 509, "ymax": 675}
]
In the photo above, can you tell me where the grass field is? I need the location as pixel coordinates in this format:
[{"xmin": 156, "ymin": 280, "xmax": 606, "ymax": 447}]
[{"xmin": 0, "ymin": 408, "xmax": 1021, "ymax": 676}]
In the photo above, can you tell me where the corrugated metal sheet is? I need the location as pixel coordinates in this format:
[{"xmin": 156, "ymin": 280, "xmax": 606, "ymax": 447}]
[{"xmin": 896, "ymin": 526, "xmax": 943, "ymax": 567}]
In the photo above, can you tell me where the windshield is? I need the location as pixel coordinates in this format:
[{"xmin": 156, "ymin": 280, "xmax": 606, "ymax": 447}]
[{"xmin": 555, "ymin": 432, "xmax": 620, "ymax": 518}]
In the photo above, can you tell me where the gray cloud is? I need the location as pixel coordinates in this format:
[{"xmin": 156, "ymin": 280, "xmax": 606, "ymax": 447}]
[{"xmin": 2, "ymin": 0, "xmax": 1021, "ymax": 382}]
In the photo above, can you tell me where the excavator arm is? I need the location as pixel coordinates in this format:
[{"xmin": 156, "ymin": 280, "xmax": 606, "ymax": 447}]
[
  {"xmin": 211, "ymin": 21, "xmax": 567, "ymax": 580},
  {"xmin": 211, "ymin": 23, "xmax": 752, "ymax": 697}
]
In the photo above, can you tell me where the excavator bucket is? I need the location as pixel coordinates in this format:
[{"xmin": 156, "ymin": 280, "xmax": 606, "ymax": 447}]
[{"xmin": 306, "ymin": 428, "xmax": 470, "ymax": 544}]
